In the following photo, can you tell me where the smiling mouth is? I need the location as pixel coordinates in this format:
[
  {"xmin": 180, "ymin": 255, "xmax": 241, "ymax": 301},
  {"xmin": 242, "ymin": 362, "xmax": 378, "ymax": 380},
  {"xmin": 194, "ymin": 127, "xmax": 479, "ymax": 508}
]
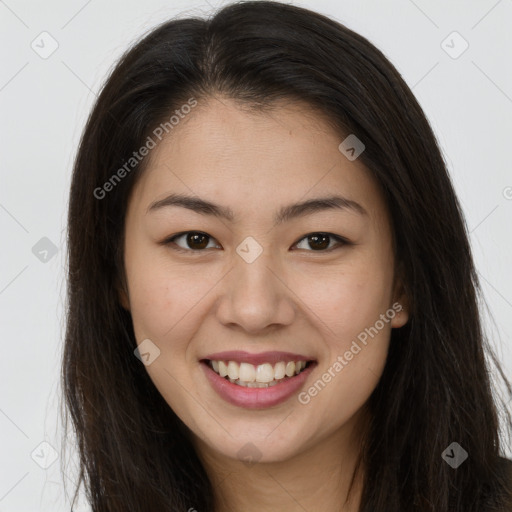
[{"xmin": 203, "ymin": 359, "xmax": 316, "ymax": 388}]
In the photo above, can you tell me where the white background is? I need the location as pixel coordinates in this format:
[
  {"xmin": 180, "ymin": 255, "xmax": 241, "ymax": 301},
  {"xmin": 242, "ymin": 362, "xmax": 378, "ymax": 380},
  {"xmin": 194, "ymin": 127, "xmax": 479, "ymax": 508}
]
[{"xmin": 1, "ymin": 0, "xmax": 511, "ymax": 510}]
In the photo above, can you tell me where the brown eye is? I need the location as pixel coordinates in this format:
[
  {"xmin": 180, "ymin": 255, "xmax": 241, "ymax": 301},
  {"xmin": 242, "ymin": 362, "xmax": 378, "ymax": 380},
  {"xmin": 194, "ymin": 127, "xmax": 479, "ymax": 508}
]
[
  {"xmin": 307, "ymin": 233, "xmax": 329, "ymax": 250},
  {"xmin": 294, "ymin": 232, "xmax": 346, "ymax": 251},
  {"xmin": 186, "ymin": 232, "xmax": 209, "ymax": 249},
  {"xmin": 166, "ymin": 231, "xmax": 220, "ymax": 251},
  {"xmin": 164, "ymin": 231, "xmax": 347, "ymax": 253}
]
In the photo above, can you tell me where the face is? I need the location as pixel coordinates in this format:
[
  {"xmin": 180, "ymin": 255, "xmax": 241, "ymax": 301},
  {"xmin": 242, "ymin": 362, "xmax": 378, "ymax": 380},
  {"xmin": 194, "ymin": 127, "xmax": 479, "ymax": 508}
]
[{"xmin": 121, "ymin": 97, "xmax": 408, "ymax": 464}]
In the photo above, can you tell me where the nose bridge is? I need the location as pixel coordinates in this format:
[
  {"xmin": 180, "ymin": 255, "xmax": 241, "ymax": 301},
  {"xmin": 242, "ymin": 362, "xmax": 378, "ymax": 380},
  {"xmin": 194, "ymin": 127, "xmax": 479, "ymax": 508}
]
[
  {"xmin": 216, "ymin": 243, "xmax": 295, "ymax": 332},
  {"xmin": 235, "ymin": 248, "xmax": 275, "ymax": 293},
  {"xmin": 233, "ymin": 246, "xmax": 280, "ymax": 308}
]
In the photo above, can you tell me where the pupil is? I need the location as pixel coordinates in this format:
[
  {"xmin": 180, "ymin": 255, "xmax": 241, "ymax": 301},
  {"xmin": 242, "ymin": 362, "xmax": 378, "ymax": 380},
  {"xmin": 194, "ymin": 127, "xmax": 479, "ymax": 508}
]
[
  {"xmin": 187, "ymin": 232, "xmax": 208, "ymax": 249},
  {"xmin": 309, "ymin": 233, "xmax": 329, "ymax": 250}
]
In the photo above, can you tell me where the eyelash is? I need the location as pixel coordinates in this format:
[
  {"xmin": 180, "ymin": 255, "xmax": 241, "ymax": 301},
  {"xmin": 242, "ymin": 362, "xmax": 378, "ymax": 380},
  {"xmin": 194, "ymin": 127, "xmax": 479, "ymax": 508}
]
[{"xmin": 161, "ymin": 231, "xmax": 350, "ymax": 254}]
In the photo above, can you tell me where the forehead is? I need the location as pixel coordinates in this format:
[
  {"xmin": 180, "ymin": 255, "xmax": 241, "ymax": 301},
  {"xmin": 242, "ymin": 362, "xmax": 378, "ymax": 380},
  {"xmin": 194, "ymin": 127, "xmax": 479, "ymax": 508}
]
[{"xmin": 128, "ymin": 96, "xmax": 387, "ymax": 223}]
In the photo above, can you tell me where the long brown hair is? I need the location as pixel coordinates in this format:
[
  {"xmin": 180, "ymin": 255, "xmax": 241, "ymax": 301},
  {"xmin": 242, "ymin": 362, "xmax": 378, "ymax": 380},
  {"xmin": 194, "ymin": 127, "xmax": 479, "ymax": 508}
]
[{"xmin": 62, "ymin": 2, "xmax": 512, "ymax": 510}]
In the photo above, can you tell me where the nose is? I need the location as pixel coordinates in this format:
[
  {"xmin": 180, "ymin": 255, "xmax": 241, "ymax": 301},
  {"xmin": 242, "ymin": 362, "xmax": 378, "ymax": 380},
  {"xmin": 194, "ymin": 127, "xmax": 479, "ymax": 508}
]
[{"xmin": 215, "ymin": 251, "xmax": 296, "ymax": 334}]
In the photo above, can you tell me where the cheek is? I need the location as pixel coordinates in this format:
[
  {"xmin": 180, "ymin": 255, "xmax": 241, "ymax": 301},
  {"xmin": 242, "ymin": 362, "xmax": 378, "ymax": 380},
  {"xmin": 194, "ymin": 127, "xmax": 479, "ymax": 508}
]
[
  {"xmin": 292, "ymin": 259, "xmax": 394, "ymax": 424},
  {"xmin": 291, "ymin": 261, "xmax": 394, "ymax": 342},
  {"xmin": 125, "ymin": 249, "xmax": 217, "ymax": 341},
  {"xmin": 298, "ymin": 287, "xmax": 392, "ymax": 434}
]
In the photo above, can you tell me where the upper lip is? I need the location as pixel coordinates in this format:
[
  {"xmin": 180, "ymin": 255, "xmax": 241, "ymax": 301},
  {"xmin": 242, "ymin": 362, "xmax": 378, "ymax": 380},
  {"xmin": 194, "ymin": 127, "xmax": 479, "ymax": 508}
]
[{"xmin": 201, "ymin": 350, "xmax": 315, "ymax": 366}]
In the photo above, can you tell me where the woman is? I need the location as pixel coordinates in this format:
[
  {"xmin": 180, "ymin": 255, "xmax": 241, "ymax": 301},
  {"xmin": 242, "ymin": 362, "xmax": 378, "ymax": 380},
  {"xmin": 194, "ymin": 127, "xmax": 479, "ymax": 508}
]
[{"xmin": 62, "ymin": 1, "xmax": 512, "ymax": 510}]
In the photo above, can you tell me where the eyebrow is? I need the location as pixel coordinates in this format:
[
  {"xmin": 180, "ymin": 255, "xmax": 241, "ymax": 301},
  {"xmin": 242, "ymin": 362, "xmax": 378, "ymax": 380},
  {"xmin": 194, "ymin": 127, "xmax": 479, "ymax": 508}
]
[{"xmin": 147, "ymin": 193, "xmax": 367, "ymax": 225}]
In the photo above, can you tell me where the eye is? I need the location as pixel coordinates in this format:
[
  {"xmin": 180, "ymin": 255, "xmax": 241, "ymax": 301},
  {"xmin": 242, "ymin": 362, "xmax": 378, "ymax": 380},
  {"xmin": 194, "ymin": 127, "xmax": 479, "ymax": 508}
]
[
  {"xmin": 292, "ymin": 232, "xmax": 348, "ymax": 252},
  {"xmin": 164, "ymin": 231, "xmax": 221, "ymax": 252},
  {"xmin": 162, "ymin": 231, "xmax": 348, "ymax": 253}
]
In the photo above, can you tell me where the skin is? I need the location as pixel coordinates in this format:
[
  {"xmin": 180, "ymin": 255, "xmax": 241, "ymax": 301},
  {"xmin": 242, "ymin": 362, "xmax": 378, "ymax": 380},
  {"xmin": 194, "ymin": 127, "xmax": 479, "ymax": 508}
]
[{"xmin": 121, "ymin": 96, "xmax": 409, "ymax": 512}]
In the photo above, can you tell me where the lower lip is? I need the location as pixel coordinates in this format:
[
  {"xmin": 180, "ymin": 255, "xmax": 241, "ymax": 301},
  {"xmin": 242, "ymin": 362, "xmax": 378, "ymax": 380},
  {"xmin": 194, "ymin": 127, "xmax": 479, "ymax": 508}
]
[{"xmin": 200, "ymin": 361, "xmax": 316, "ymax": 409}]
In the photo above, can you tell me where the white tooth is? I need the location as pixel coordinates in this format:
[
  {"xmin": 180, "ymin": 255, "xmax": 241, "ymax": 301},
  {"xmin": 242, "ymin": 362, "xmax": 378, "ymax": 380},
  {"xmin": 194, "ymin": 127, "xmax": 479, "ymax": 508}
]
[
  {"xmin": 256, "ymin": 363, "xmax": 274, "ymax": 383},
  {"xmin": 239, "ymin": 362, "xmax": 256, "ymax": 382},
  {"xmin": 227, "ymin": 361, "xmax": 239, "ymax": 380},
  {"xmin": 236, "ymin": 378, "xmax": 272, "ymax": 388},
  {"xmin": 285, "ymin": 361, "xmax": 296, "ymax": 377},
  {"xmin": 218, "ymin": 360, "xmax": 228, "ymax": 377},
  {"xmin": 274, "ymin": 361, "xmax": 286, "ymax": 380},
  {"xmin": 214, "ymin": 359, "xmax": 308, "ymax": 384}
]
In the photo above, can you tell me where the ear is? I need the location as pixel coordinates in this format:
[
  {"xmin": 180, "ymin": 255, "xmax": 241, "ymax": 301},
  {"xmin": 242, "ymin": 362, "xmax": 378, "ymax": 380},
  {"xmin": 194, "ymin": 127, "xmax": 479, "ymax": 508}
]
[
  {"xmin": 391, "ymin": 265, "xmax": 410, "ymax": 328},
  {"xmin": 116, "ymin": 275, "xmax": 131, "ymax": 311},
  {"xmin": 118, "ymin": 287, "xmax": 130, "ymax": 311}
]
